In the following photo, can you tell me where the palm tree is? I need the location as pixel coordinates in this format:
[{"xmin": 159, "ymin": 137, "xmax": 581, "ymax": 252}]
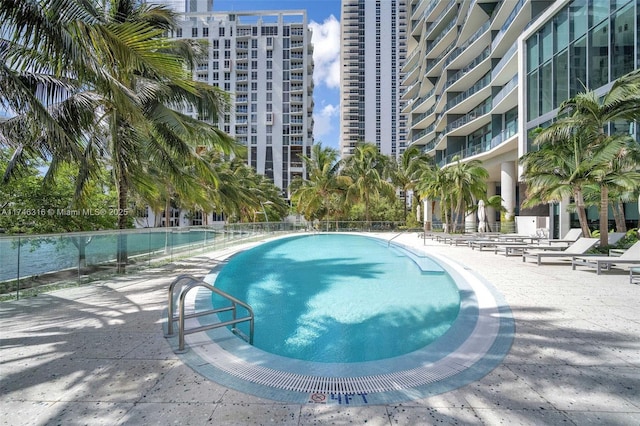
[
  {"xmin": 530, "ymin": 70, "xmax": 640, "ymax": 246},
  {"xmin": 342, "ymin": 142, "xmax": 396, "ymax": 223},
  {"xmin": 415, "ymin": 163, "xmax": 454, "ymax": 231},
  {"xmin": 290, "ymin": 143, "xmax": 349, "ymax": 222},
  {"xmin": 0, "ymin": 0, "xmax": 102, "ymax": 182},
  {"xmin": 1, "ymin": 1, "xmax": 239, "ymax": 271},
  {"xmin": 444, "ymin": 156, "xmax": 488, "ymax": 232},
  {"xmin": 521, "ymin": 129, "xmax": 594, "ymax": 239},
  {"xmin": 388, "ymin": 145, "xmax": 432, "ymax": 221}
]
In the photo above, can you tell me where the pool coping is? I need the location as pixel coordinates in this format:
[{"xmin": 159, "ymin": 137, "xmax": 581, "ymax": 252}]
[{"xmin": 165, "ymin": 233, "xmax": 515, "ymax": 405}]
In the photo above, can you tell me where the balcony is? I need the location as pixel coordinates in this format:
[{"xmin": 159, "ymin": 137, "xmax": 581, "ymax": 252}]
[
  {"xmin": 445, "ymin": 72, "xmax": 491, "ymax": 111},
  {"xmin": 444, "ymin": 47, "xmax": 490, "ymax": 91},
  {"xmin": 444, "ymin": 100, "xmax": 491, "ymax": 134}
]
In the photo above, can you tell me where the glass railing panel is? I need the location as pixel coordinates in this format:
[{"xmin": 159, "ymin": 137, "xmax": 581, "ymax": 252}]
[
  {"xmin": 491, "ymin": 0, "xmax": 525, "ymax": 51},
  {"xmin": 445, "ymin": 72, "xmax": 491, "ymax": 110},
  {"xmin": 492, "ymin": 74, "xmax": 518, "ymax": 106},
  {"xmin": 445, "ymin": 47, "xmax": 490, "ymax": 89},
  {"xmin": 0, "ymin": 224, "xmax": 301, "ymax": 300},
  {"xmin": 492, "ymin": 41, "xmax": 518, "ymax": 79}
]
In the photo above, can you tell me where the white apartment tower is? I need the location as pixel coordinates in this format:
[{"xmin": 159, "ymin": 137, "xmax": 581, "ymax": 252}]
[
  {"xmin": 162, "ymin": 5, "xmax": 315, "ymax": 196},
  {"xmin": 340, "ymin": 0, "xmax": 408, "ymax": 158}
]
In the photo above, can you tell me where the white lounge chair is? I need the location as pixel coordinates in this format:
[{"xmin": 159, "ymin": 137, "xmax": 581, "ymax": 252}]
[
  {"xmin": 544, "ymin": 228, "xmax": 582, "ymax": 245},
  {"xmin": 571, "ymin": 241, "xmax": 640, "ymax": 275},
  {"xmin": 522, "ymin": 238, "xmax": 599, "ymax": 265},
  {"xmin": 606, "ymin": 232, "xmax": 626, "ymax": 246}
]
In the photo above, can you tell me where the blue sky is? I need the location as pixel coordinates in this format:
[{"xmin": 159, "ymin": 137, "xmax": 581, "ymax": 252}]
[{"xmin": 214, "ymin": 1, "xmax": 342, "ymax": 149}]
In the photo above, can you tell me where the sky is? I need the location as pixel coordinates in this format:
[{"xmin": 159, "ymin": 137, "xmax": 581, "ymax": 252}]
[{"xmin": 214, "ymin": 1, "xmax": 342, "ymax": 149}]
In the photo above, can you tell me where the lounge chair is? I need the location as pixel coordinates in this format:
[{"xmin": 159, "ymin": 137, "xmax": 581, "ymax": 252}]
[
  {"xmin": 470, "ymin": 239, "xmax": 528, "ymax": 251},
  {"xmin": 571, "ymin": 241, "xmax": 640, "ymax": 275},
  {"xmin": 522, "ymin": 237, "xmax": 599, "ymax": 265},
  {"xmin": 606, "ymin": 232, "xmax": 626, "ymax": 246},
  {"xmin": 544, "ymin": 228, "xmax": 582, "ymax": 246}
]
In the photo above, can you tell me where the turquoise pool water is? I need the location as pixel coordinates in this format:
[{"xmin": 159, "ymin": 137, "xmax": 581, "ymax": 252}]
[{"xmin": 213, "ymin": 234, "xmax": 461, "ymax": 363}]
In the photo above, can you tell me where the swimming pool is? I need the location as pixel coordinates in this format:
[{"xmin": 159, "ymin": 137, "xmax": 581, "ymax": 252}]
[
  {"xmin": 213, "ymin": 234, "xmax": 460, "ymax": 363},
  {"xmin": 173, "ymin": 233, "xmax": 514, "ymax": 405}
]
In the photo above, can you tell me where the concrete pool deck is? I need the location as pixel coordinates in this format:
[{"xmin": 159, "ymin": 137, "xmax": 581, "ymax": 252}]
[{"xmin": 1, "ymin": 232, "xmax": 639, "ymax": 425}]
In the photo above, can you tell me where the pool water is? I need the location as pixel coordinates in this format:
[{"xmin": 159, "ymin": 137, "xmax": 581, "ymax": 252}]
[{"xmin": 213, "ymin": 234, "xmax": 460, "ymax": 363}]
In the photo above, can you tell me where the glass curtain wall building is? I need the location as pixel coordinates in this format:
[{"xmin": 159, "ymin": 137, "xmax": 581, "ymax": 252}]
[
  {"xmin": 403, "ymin": 0, "xmax": 639, "ymax": 234},
  {"xmin": 522, "ymin": 0, "xmax": 640, "ymax": 235},
  {"xmin": 340, "ymin": 0, "xmax": 409, "ymax": 159}
]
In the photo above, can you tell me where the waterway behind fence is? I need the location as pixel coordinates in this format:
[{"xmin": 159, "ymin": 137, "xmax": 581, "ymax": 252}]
[{"xmin": 0, "ymin": 224, "xmax": 295, "ymax": 298}]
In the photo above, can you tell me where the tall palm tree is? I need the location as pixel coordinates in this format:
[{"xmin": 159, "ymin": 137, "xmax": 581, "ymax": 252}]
[
  {"xmin": 0, "ymin": 0, "xmax": 101, "ymax": 182},
  {"xmin": 290, "ymin": 143, "xmax": 349, "ymax": 221},
  {"xmin": 444, "ymin": 156, "xmax": 488, "ymax": 232},
  {"xmin": 530, "ymin": 70, "xmax": 640, "ymax": 246},
  {"xmin": 521, "ymin": 130, "xmax": 594, "ymax": 239},
  {"xmin": 1, "ymin": 0, "xmax": 238, "ymax": 271},
  {"xmin": 342, "ymin": 142, "xmax": 396, "ymax": 223},
  {"xmin": 415, "ymin": 163, "xmax": 453, "ymax": 231},
  {"xmin": 388, "ymin": 145, "xmax": 432, "ymax": 221}
]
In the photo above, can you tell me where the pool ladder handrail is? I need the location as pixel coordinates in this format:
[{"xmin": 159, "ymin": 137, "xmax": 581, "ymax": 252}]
[
  {"xmin": 165, "ymin": 274, "xmax": 255, "ymax": 353},
  {"xmin": 388, "ymin": 227, "xmax": 423, "ymax": 247}
]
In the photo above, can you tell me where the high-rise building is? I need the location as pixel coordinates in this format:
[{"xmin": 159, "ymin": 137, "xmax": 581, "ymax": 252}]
[
  {"xmin": 160, "ymin": 5, "xmax": 315, "ymax": 197},
  {"xmin": 403, "ymin": 0, "xmax": 639, "ymax": 236},
  {"xmin": 521, "ymin": 0, "xmax": 639, "ymax": 235},
  {"xmin": 340, "ymin": 0, "xmax": 409, "ymax": 158}
]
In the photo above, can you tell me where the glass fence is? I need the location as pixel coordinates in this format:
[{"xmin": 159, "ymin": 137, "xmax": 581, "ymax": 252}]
[
  {"xmin": 0, "ymin": 223, "xmax": 300, "ymax": 300},
  {"xmin": 0, "ymin": 220, "xmax": 516, "ymax": 301}
]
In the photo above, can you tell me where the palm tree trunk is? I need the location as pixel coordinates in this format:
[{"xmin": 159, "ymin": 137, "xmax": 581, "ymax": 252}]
[
  {"xmin": 116, "ymin": 177, "xmax": 128, "ymax": 273},
  {"xmin": 612, "ymin": 200, "xmax": 626, "ymax": 233},
  {"xmin": 164, "ymin": 197, "xmax": 171, "ymax": 254},
  {"xmin": 599, "ymin": 186, "xmax": 609, "ymax": 247},
  {"xmin": 574, "ymin": 189, "xmax": 591, "ymax": 239}
]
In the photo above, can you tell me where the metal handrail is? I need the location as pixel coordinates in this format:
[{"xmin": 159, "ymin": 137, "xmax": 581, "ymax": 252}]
[
  {"xmin": 165, "ymin": 274, "xmax": 254, "ymax": 353},
  {"xmin": 388, "ymin": 227, "xmax": 423, "ymax": 247}
]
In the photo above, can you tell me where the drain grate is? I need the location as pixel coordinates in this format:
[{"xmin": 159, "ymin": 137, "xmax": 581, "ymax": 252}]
[{"xmin": 189, "ymin": 330, "xmax": 493, "ymax": 395}]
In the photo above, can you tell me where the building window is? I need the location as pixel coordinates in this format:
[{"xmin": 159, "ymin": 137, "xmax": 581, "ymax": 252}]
[
  {"xmin": 554, "ymin": 49, "xmax": 569, "ymax": 106},
  {"xmin": 611, "ymin": 3, "xmax": 635, "ymax": 79},
  {"xmin": 202, "ymin": 27, "xmax": 208, "ymax": 38},
  {"xmin": 527, "ymin": 71, "xmax": 539, "ymax": 121},
  {"xmin": 219, "ymin": 27, "xmax": 225, "ymax": 37},
  {"xmin": 588, "ymin": 21, "xmax": 609, "ymax": 89},
  {"xmin": 570, "ymin": 0, "xmax": 588, "ymax": 40},
  {"xmin": 540, "ymin": 61, "xmax": 553, "ymax": 115},
  {"xmin": 570, "ymin": 36, "xmax": 587, "ymax": 96}
]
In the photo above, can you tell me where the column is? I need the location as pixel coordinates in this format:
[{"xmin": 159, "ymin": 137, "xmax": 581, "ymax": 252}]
[
  {"xmin": 423, "ymin": 198, "xmax": 432, "ymax": 231},
  {"xmin": 558, "ymin": 195, "xmax": 572, "ymax": 239},
  {"xmin": 486, "ymin": 182, "xmax": 497, "ymax": 230},
  {"xmin": 501, "ymin": 161, "xmax": 516, "ymax": 231}
]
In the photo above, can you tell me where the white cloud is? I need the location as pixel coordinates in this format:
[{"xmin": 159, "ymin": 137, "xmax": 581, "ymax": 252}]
[
  {"xmin": 313, "ymin": 103, "xmax": 339, "ymax": 140},
  {"xmin": 309, "ymin": 15, "xmax": 340, "ymax": 89}
]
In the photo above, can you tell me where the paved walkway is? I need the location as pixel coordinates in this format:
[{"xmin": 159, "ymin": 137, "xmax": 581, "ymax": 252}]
[{"xmin": 1, "ymin": 233, "xmax": 639, "ymax": 425}]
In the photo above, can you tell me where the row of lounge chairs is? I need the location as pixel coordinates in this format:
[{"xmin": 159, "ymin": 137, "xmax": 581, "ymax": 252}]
[{"xmin": 430, "ymin": 228, "xmax": 640, "ymax": 277}]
